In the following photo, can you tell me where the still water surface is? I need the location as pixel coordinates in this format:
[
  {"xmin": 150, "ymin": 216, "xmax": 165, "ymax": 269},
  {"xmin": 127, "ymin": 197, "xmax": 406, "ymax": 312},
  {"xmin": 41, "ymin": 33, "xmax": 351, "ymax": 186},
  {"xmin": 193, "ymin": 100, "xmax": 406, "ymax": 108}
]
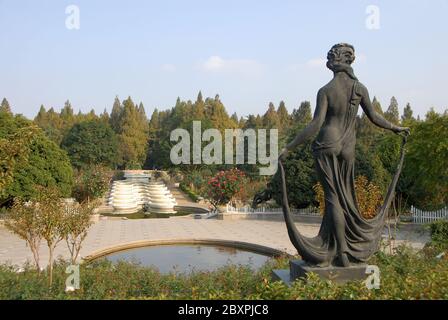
[{"xmin": 104, "ymin": 244, "xmax": 271, "ymax": 274}]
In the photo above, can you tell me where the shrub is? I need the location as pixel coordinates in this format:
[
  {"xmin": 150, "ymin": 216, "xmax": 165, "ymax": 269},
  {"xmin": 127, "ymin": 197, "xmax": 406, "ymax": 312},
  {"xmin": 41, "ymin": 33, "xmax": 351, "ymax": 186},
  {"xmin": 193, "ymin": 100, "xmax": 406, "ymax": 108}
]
[
  {"xmin": 314, "ymin": 175, "xmax": 383, "ymax": 219},
  {"xmin": 206, "ymin": 168, "xmax": 246, "ymax": 210},
  {"xmin": 179, "ymin": 183, "xmax": 199, "ymax": 202},
  {"xmin": 0, "ymin": 245, "xmax": 447, "ymax": 300},
  {"xmin": 429, "ymin": 220, "xmax": 448, "ymax": 249},
  {"xmin": 73, "ymin": 165, "xmax": 112, "ymax": 203}
]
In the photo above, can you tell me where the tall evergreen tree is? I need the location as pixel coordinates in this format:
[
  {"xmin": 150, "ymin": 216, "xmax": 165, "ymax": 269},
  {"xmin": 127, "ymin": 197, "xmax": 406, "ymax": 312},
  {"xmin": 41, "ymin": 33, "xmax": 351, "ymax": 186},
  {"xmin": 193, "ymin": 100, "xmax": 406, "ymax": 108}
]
[
  {"xmin": 100, "ymin": 108, "xmax": 110, "ymax": 123},
  {"xmin": 34, "ymin": 105, "xmax": 48, "ymax": 128},
  {"xmin": 384, "ymin": 96, "xmax": 400, "ymax": 124},
  {"xmin": 262, "ymin": 102, "xmax": 280, "ymax": 129},
  {"xmin": 109, "ymin": 96, "xmax": 123, "ymax": 133},
  {"xmin": 193, "ymin": 91, "xmax": 206, "ymax": 120},
  {"xmin": 402, "ymin": 103, "xmax": 415, "ymax": 124},
  {"xmin": 292, "ymin": 101, "xmax": 312, "ymax": 129},
  {"xmin": 0, "ymin": 98, "xmax": 12, "ymax": 114},
  {"xmin": 277, "ymin": 101, "xmax": 290, "ymax": 136},
  {"xmin": 60, "ymin": 100, "xmax": 75, "ymax": 123},
  {"xmin": 116, "ymin": 97, "xmax": 149, "ymax": 169}
]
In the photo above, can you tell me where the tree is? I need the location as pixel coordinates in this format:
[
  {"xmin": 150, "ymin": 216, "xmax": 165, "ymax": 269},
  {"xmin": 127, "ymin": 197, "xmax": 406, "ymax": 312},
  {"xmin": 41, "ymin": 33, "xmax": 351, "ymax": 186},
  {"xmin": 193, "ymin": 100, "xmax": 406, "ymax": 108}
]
[
  {"xmin": 63, "ymin": 201, "xmax": 95, "ymax": 264},
  {"xmin": 206, "ymin": 169, "xmax": 246, "ymax": 210},
  {"xmin": 115, "ymin": 97, "xmax": 149, "ymax": 169},
  {"xmin": 403, "ymin": 112, "xmax": 448, "ymax": 209},
  {"xmin": 277, "ymin": 101, "xmax": 290, "ymax": 136},
  {"xmin": 61, "ymin": 120, "xmax": 118, "ymax": 169},
  {"xmin": 0, "ymin": 98, "xmax": 12, "ymax": 114},
  {"xmin": 262, "ymin": 102, "xmax": 280, "ymax": 129},
  {"xmin": 35, "ymin": 107, "xmax": 64, "ymax": 144},
  {"xmin": 384, "ymin": 96, "xmax": 400, "ymax": 125},
  {"xmin": 358, "ymin": 97, "xmax": 385, "ymax": 148},
  {"xmin": 193, "ymin": 91, "xmax": 206, "ymax": 119},
  {"xmin": 35, "ymin": 186, "xmax": 67, "ymax": 287},
  {"xmin": 292, "ymin": 101, "xmax": 312, "ymax": 125},
  {"xmin": 314, "ymin": 176, "xmax": 382, "ymax": 219},
  {"xmin": 109, "ymin": 96, "xmax": 123, "ymax": 133},
  {"xmin": 6, "ymin": 186, "xmax": 67, "ymax": 286},
  {"xmin": 206, "ymin": 95, "xmax": 236, "ymax": 131},
  {"xmin": 5, "ymin": 199, "xmax": 44, "ymax": 270},
  {"xmin": 72, "ymin": 165, "xmax": 112, "ymax": 203},
  {"xmin": 0, "ymin": 112, "xmax": 39, "ymax": 199},
  {"xmin": 60, "ymin": 100, "xmax": 75, "ymax": 128},
  {"xmin": 402, "ymin": 103, "xmax": 415, "ymax": 123},
  {"xmin": 100, "ymin": 108, "xmax": 110, "ymax": 123},
  {"xmin": 0, "ymin": 112, "xmax": 73, "ymax": 204},
  {"xmin": 271, "ymin": 141, "xmax": 317, "ymax": 208},
  {"xmin": 34, "ymin": 105, "xmax": 48, "ymax": 128}
]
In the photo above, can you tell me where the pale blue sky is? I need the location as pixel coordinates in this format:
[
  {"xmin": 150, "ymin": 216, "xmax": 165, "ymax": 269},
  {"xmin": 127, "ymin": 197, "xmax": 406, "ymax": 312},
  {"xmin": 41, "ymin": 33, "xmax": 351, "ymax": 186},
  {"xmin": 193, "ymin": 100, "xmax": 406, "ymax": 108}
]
[{"xmin": 1, "ymin": 0, "xmax": 447, "ymax": 119}]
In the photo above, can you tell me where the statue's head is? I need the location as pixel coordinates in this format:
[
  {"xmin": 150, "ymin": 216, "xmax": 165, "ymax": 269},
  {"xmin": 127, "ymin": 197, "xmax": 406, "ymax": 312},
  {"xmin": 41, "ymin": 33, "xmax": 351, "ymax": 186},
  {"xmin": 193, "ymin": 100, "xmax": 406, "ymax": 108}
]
[{"xmin": 327, "ymin": 43, "xmax": 356, "ymax": 71}]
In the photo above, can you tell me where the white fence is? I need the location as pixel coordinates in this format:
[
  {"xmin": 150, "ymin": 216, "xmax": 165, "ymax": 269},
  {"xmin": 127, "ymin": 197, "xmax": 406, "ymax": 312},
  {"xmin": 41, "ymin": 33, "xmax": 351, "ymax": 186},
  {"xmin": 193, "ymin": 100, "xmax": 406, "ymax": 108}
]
[
  {"xmin": 411, "ymin": 206, "xmax": 447, "ymax": 224},
  {"xmin": 225, "ymin": 205, "xmax": 321, "ymax": 216}
]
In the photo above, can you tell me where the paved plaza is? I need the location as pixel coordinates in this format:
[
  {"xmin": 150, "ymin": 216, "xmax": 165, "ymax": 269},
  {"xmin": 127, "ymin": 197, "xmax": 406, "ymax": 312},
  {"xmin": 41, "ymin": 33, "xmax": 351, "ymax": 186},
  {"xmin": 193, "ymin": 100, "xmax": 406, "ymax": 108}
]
[{"xmin": 0, "ymin": 216, "xmax": 430, "ymax": 268}]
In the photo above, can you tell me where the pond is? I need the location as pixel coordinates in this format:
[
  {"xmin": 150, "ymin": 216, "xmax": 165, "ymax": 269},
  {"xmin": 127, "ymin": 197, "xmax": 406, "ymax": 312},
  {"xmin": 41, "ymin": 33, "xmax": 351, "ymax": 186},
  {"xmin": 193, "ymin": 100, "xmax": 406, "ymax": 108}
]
[
  {"xmin": 103, "ymin": 244, "xmax": 272, "ymax": 274},
  {"xmin": 101, "ymin": 211, "xmax": 191, "ymax": 219}
]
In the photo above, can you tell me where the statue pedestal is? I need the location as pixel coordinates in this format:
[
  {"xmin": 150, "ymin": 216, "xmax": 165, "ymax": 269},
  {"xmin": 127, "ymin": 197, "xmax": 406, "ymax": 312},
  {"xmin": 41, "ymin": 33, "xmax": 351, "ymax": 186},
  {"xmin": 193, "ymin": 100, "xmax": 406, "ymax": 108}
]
[{"xmin": 272, "ymin": 260, "xmax": 368, "ymax": 286}]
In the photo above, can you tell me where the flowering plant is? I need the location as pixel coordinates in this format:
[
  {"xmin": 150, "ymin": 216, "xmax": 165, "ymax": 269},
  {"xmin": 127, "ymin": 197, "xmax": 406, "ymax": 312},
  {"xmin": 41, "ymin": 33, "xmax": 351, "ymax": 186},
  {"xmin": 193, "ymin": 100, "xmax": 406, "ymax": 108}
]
[{"xmin": 206, "ymin": 168, "xmax": 245, "ymax": 210}]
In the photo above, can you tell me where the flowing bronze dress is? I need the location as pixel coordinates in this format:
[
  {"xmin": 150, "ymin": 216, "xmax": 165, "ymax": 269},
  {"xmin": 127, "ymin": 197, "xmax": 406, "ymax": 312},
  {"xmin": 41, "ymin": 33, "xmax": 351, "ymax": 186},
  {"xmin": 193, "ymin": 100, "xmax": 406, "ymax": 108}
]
[{"xmin": 279, "ymin": 80, "xmax": 407, "ymax": 266}]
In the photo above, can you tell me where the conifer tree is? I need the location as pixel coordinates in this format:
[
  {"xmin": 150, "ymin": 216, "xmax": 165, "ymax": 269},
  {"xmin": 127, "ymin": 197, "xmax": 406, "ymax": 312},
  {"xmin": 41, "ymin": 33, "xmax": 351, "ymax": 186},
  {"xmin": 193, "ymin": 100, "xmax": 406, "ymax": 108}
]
[
  {"xmin": 116, "ymin": 97, "xmax": 149, "ymax": 169},
  {"xmin": 0, "ymin": 98, "xmax": 12, "ymax": 114},
  {"xmin": 384, "ymin": 96, "xmax": 400, "ymax": 124},
  {"xmin": 109, "ymin": 96, "xmax": 123, "ymax": 133},
  {"xmin": 262, "ymin": 102, "xmax": 280, "ymax": 129}
]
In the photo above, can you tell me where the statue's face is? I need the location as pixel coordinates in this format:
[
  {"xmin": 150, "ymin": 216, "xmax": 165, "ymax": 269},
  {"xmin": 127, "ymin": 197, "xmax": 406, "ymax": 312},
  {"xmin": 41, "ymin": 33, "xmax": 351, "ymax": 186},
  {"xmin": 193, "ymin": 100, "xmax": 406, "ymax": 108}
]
[{"xmin": 327, "ymin": 46, "xmax": 355, "ymax": 66}]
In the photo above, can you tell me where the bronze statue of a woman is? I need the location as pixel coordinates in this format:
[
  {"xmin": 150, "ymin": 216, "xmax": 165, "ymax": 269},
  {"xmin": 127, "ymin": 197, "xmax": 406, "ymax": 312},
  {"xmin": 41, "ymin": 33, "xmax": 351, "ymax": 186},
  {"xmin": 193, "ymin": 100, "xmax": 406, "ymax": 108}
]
[{"xmin": 277, "ymin": 43, "xmax": 410, "ymax": 267}]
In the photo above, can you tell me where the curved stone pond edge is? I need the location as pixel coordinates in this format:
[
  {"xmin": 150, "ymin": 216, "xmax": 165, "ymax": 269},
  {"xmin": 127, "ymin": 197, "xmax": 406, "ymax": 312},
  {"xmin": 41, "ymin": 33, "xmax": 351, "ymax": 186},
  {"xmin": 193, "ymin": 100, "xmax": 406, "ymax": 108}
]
[{"xmin": 83, "ymin": 238, "xmax": 292, "ymax": 263}]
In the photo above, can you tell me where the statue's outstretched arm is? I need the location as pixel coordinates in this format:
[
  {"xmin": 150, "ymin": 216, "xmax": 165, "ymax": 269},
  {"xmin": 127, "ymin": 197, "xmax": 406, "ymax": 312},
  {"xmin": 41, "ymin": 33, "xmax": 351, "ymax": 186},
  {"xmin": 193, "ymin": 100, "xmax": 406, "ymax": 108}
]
[
  {"xmin": 359, "ymin": 85, "xmax": 402, "ymax": 133},
  {"xmin": 284, "ymin": 89, "xmax": 328, "ymax": 152}
]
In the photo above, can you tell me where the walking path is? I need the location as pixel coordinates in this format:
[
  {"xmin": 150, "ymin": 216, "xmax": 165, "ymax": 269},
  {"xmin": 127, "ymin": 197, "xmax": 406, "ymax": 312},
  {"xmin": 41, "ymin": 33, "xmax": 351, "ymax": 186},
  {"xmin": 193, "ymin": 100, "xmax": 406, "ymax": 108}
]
[{"xmin": 0, "ymin": 217, "xmax": 430, "ymax": 268}]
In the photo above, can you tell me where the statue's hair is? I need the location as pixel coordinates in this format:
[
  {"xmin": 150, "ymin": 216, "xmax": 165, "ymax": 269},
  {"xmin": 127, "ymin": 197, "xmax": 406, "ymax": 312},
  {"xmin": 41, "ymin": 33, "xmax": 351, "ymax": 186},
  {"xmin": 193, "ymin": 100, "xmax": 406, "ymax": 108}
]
[{"xmin": 328, "ymin": 43, "xmax": 356, "ymax": 65}]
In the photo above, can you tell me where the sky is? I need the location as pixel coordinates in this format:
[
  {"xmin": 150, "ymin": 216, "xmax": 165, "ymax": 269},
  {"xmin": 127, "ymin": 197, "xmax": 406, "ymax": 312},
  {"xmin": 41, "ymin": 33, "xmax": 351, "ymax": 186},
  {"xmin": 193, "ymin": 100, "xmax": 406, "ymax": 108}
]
[{"xmin": 1, "ymin": 0, "xmax": 447, "ymax": 119}]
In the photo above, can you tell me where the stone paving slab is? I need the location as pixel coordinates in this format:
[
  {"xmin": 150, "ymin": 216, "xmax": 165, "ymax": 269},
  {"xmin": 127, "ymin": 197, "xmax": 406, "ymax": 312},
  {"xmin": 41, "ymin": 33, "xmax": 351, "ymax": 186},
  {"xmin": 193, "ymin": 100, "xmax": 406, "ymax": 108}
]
[{"xmin": 0, "ymin": 218, "xmax": 430, "ymax": 268}]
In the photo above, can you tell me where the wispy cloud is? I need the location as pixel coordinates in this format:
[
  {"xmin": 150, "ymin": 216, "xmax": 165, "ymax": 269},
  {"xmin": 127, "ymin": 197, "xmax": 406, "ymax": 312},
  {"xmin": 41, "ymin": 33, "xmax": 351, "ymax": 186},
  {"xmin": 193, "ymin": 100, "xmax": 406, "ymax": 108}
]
[{"xmin": 200, "ymin": 56, "xmax": 264, "ymax": 76}]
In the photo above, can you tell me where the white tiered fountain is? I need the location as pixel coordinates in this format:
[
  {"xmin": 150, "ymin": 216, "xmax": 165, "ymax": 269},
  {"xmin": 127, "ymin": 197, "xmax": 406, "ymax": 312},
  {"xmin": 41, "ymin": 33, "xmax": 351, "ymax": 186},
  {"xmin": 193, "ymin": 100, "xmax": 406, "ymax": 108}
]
[
  {"xmin": 107, "ymin": 181, "xmax": 139, "ymax": 214},
  {"xmin": 107, "ymin": 172, "xmax": 177, "ymax": 215},
  {"xmin": 147, "ymin": 181, "xmax": 177, "ymax": 214}
]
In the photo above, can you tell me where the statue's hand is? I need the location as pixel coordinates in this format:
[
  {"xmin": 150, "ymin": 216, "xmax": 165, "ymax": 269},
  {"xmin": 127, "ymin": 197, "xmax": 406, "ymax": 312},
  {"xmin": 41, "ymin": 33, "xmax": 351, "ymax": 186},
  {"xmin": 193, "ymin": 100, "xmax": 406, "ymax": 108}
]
[
  {"xmin": 395, "ymin": 126, "xmax": 411, "ymax": 137},
  {"xmin": 279, "ymin": 148, "xmax": 289, "ymax": 161}
]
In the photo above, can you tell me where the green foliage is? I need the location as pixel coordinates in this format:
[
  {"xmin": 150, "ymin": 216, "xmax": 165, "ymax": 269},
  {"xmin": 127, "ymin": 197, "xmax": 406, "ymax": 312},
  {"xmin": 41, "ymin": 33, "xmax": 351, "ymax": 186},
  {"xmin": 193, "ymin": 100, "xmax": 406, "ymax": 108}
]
[
  {"xmin": 179, "ymin": 183, "xmax": 200, "ymax": 202},
  {"xmin": 111, "ymin": 97, "xmax": 149, "ymax": 169},
  {"xmin": 403, "ymin": 113, "xmax": 448, "ymax": 209},
  {"xmin": 72, "ymin": 165, "xmax": 112, "ymax": 203},
  {"xmin": 429, "ymin": 220, "xmax": 448, "ymax": 249},
  {"xmin": 63, "ymin": 201, "xmax": 95, "ymax": 264},
  {"xmin": 402, "ymin": 103, "xmax": 415, "ymax": 123},
  {"xmin": 206, "ymin": 169, "xmax": 246, "ymax": 209},
  {"xmin": 0, "ymin": 98, "xmax": 12, "ymax": 114},
  {"xmin": 272, "ymin": 142, "xmax": 317, "ymax": 208},
  {"xmin": 384, "ymin": 96, "xmax": 400, "ymax": 125},
  {"xmin": 61, "ymin": 120, "xmax": 118, "ymax": 169},
  {"xmin": 0, "ymin": 112, "xmax": 73, "ymax": 203},
  {"xmin": 0, "ymin": 115, "xmax": 38, "ymax": 198},
  {"xmin": 0, "ymin": 246, "xmax": 447, "ymax": 300}
]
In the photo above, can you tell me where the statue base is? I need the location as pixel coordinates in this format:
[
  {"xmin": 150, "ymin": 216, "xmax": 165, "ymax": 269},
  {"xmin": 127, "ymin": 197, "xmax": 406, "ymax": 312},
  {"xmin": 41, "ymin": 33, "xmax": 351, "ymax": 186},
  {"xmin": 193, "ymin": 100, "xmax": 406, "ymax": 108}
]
[{"xmin": 272, "ymin": 260, "xmax": 368, "ymax": 286}]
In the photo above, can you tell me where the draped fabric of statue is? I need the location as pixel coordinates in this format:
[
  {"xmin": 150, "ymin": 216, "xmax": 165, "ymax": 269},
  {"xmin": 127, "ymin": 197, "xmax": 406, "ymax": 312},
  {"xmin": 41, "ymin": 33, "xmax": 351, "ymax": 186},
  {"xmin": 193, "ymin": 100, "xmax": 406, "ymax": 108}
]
[
  {"xmin": 262, "ymin": 44, "xmax": 410, "ymax": 267},
  {"xmin": 310, "ymin": 80, "xmax": 385, "ymax": 263},
  {"xmin": 278, "ymin": 73, "xmax": 407, "ymax": 266}
]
